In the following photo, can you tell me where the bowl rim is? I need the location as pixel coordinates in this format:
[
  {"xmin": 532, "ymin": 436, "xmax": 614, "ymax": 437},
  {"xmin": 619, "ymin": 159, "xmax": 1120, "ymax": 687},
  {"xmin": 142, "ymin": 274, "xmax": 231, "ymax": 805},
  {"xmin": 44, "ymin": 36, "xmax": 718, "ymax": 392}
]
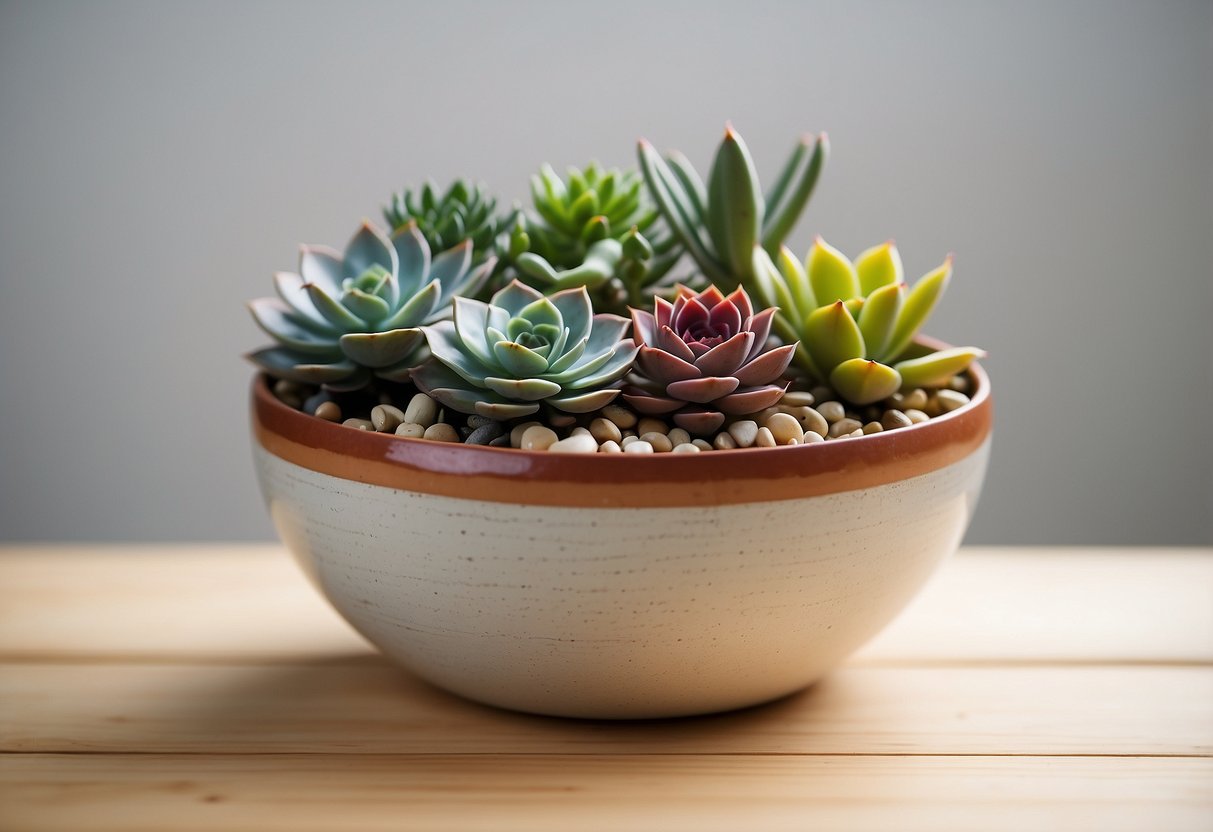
[{"xmin": 251, "ymin": 347, "xmax": 991, "ymax": 508}]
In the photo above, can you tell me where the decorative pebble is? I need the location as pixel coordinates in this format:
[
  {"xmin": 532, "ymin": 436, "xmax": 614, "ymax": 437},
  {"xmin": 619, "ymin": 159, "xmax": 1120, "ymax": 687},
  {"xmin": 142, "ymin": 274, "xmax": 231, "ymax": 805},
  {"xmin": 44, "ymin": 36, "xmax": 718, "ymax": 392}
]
[
  {"xmin": 621, "ymin": 435, "xmax": 641, "ymax": 448},
  {"xmin": 904, "ymin": 408, "xmax": 930, "ymax": 424},
  {"xmin": 846, "ymin": 428, "xmax": 865, "ymax": 438},
  {"xmin": 314, "ymin": 401, "xmax": 342, "ymax": 422},
  {"xmin": 692, "ymin": 439, "xmax": 713, "ymax": 451},
  {"xmin": 599, "ymin": 440, "xmax": 622, "ymax": 453},
  {"xmin": 881, "ymin": 409, "xmax": 913, "ymax": 430},
  {"xmin": 637, "ymin": 417, "xmax": 668, "ymax": 436},
  {"xmin": 590, "ymin": 418, "xmax": 622, "ymax": 445},
  {"xmin": 403, "ymin": 393, "xmax": 438, "ymax": 428},
  {"xmin": 624, "ymin": 440, "xmax": 655, "ymax": 454},
  {"xmin": 342, "ymin": 418, "xmax": 374, "ymax": 431},
  {"xmin": 601, "ymin": 405, "xmax": 637, "ymax": 429},
  {"xmin": 781, "ymin": 391, "xmax": 816, "ymax": 407},
  {"xmin": 936, "ymin": 389, "xmax": 970, "ymax": 412},
  {"xmin": 801, "ymin": 431, "xmax": 824, "ymax": 444},
  {"xmin": 394, "ymin": 422, "xmax": 425, "ymax": 439},
  {"xmin": 862, "ymin": 421, "xmax": 884, "ymax": 435},
  {"xmin": 727, "ymin": 420, "xmax": 759, "ymax": 448},
  {"xmin": 466, "ymin": 423, "xmax": 504, "ymax": 445},
  {"xmin": 467, "ymin": 415, "xmax": 496, "ymax": 429},
  {"xmin": 641, "ymin": 431, "xmax": 673, "ymax": 453},
  {"xmin": 571, "ymin": 426, "xmax": 592, "ymax": 438},
  {"xmin": 510, "ymin": 421, "xmax": 541, "ymax": 448},
  {"xmin": 809, "ymin": 385, "xmax": 833, "ymax": 403},
  {"xmin": 549, "ymin": 433, "xmax": 598, "ymax": 454},
  {"xmin": 549, "ymin": 413, "xmax": 577, "ymax": 428},
  {"xmin": 713, "ymin": 432, "xmax": 738, "ymax": 450},
  {"xmin": 765, "ymin": 412, "xmax": 804, "ymax": 445},
  {"xmin": 902, "ymin": 388, "xmax": 929, "ymax": 411},
  {"xmin": 520, "ymin": 425, "xmax": 558, "ymax": 450},
  {"xmin": 423, "ymin": 423, "xmax": 460, "ymax": 443},
  {"xmin": 799, "ymin": 407, "xmax": 829, "ymax": 438},
  {"xmin": 489, "ymin": 435, "xmax": 511, "ymax": 447},
  {"xmin": 816, "ymin": 401, "xmax": 846, "ymax": 424},
  {"xmin": 828, "ymin": 417, "xmax": 863, "ymax": 438},
  {"xmin": 755, "ymin": 426, "xmax": 777, "ymax": 448},
  {"xmin": 672, "ymin": 442, "xmax": 700, "ymax": 453},
  {"xmin": 303, "ymin": 391, "xmax": 332, "ymax": 414},
  {"xmin": 667, "ymin": 428, "xmax": 691, "ymax": 448},
  {"xmin": 370, "ymin": 404, "xmax": 405, "ymax": 433},
  {"xmin": 948, "ymin": 375, "xmax": 970, "ymax": 393}
]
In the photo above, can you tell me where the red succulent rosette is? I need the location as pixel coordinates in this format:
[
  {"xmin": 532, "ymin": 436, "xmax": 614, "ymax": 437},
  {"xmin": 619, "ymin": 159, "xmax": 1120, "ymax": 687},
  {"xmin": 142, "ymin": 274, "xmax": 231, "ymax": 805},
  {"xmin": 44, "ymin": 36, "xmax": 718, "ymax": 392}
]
[{"xmin": 623, "ymin": 285, "xmax": 797, "ymax": 435}]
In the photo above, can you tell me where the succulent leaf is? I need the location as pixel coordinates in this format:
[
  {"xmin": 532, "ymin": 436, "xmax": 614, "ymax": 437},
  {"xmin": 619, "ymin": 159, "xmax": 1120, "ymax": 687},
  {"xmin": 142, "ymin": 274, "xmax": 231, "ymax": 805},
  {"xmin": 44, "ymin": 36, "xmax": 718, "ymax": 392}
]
[
  {"xmin": 807, "ymin": 237, "xmax": 861, "ymax": 305},
  {"xmin": 706, "ymin": 126, "xmax": 764, "ymax": 279},
  {"xmin": 856, "ymin": 240, "xmax": 903, "ymax": 296},
  {"xmin": 857, "ymin": 282, "xmax": 905, "ymax": 360},
  {"xmin": 762, "ymin": 133, "xmax": 828, "ymax": 253},
  {"xmin": 893, "ymin": 346, "xmax": 985, "ymax": 390},
  {"xmin": 804, "ymin": 301, "xmax": 865, "ymax": 376},
  {"xmin": 384, "ymin": 180, "xmax": 500, "ymax": 265},
  {"xmin": 882, "ymin": 255, "xmax": 953, "ymax": 361},
  {"xmin": 829, "ymin": 358, "xmax": 902, "ymax": 405}
]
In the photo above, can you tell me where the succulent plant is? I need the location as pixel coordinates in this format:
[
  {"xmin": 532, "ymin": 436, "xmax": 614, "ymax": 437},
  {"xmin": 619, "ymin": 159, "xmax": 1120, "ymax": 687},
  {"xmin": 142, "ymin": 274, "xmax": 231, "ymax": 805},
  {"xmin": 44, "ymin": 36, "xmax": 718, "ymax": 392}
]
[
  {"xmin": 384, "ymin": 180, "xmax": 501, "ymax": 264},
  {"xmin": 412, "ymin": 280, "xmax": 639, "ymax": 419},
  {"xmin": 622, "ymin": 285, "xmax": 797, "ymax": 435},
  {"xmin": 638, "ymin": 124, "xmax": 827, "ymax": 290},
  {"xmin": 247, "ymin": 220, "xmax": 495, "ymax": 391},
  {"xmin": 750, "ymin": 239, "xmax": 985, "ymax": 405}
]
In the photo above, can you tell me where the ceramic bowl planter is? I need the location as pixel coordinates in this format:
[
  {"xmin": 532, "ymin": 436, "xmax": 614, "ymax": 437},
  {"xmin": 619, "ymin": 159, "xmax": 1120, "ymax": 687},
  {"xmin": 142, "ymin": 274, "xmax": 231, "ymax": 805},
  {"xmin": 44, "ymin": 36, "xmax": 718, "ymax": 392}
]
[{"xmin": 250, "ymin": 358, "xmax": 991, "ymax": 719}]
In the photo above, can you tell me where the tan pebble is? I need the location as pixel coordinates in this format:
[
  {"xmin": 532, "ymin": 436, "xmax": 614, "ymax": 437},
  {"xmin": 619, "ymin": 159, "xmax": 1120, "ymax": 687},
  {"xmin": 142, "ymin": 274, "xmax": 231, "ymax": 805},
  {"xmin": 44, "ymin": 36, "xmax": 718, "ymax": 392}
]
[
  {"xmin": 781, "ymin": 390, "xmax": 816, "ymax": 407},
  {"xmin": 713, "ymin": 432, "xmax": 738, "ymax": 450},
  {"xmin": 692, "ymin": 438, "xmax": 714, "ymax": 451},
  {"xmin": 394, "ymin": 422, "xmax": 425, "ymax": 439},
  {"xmin": 672, "ymin": 442, "xmax": 700, "ymax": 453},
  {"xmin": 755, "ymin": 426, "xmax": 777, "ymax": 448},
  {"xmin": 598, "ymin": 440, "xmax": 622, "ymax": 453},
  {"xmin": 922, "ymin": 397, "xmax": 943, "ymax": 418},
  {"xmin": 423, "ymin": 423, "xmax": 460, "ymax": 443},
  {"xmin": 801, "ymin": 431, "xmax": 824, "ymax": 444},
  {"xmin": 936, "ymin": 389, "xmax": 970, "ymax": 412},
  {"xmin": 342, "ymin": 418, "xmax": 374, "ymax": 431},
  {"xmin": 799, "ymin": 407, "xmax": 829, "ymax": 437},
  {"xmin": 828, "ymin": 417, "xmax": 863, "ymax": 438},
  {"xmin": 571, "ymin": 426, "xmax": 592, "ymax": 437},
  {"xmin": 641, "ymin": 431, "xmax": 673, "ymax": 453},
  {"xmin": 816, "ymin": 401, "xmax": 845, "ymax": 423},
  {"xmin": 403, "ymin": 393, "xmax": 439, "ymax": 428},
  {"xmin": 622, "ymin": 430, "xmax": 637, "ymax": 439},
  {"xmin": 948, "ymin": 374, "xmax": 970, "ymax": 393},
  {"xmin": 847, "ymin": 428, "xmax": 865, "ymax": 437},
  {"xmin": 765, "ymin": 412, "xmax": 804, "ymax": 445},
  {"xmin": 905, "ymin": 408, "xmax": 930, "ymax": 424},
  {"xmin": 862, "ymin": 421, "xmax": 884, "ymax": 435},
  {"xmin": 757, "ymin": 406, "xmax": 782, "ymax": 425},
  {"xmin": 510, "ymin": 421, "xmax": 541, "ymax": 448},
  {"xmin": 623, "ymin": 440, "xmax": 654, "ymax": 454},
  {"xmin": 520, "ymin": 425, "xmax": 558, "ymax": 450},
  {"xmin": 881, "ymin": 409, "xmax": 913, "ymax": 430},
  {"xmin": 637, "ymin": 417, "xmax": 668, "ymax": 436},
  {"xmin": 887, "ymin": 391, "xmax": 907, "ymax": 409},
  {"xmin": 370, "ymin": 404, "xmax": 404, "ymax": 433},
  {"xmin": 601, "ymin": 404, "xmax": 638, "ymax": 429},
  {"xmin": 549, "ymin": 413, "xmax": 577, "ymax": 428},
  {"xmin": 589, "ymin": 418, "xmax": 622, "ymax": 444},
  {"xmin": 273, "ymin": 379, "xmax": 303, "ymax": 398},
  {"xmin": 809, "ymin": 385, "xmax": 833, "ymax": 402},
  {"xmin": 727, "ymin": 420, "xmax": 759, "ymax": 448},
  {"xmin": 549, "ymin": 433, "xmax": 598, "ymax": 454},
  {"xmin": 620, "ymin": 435, "xmax": 641, "ymax": 448},
  {"xmin": 787, "ymin": 436, "xmax": 802, "ymax": 445},
  {"xmin": 667, "ymin": 428, "xmax": 691, "ymax": 448},
  {"xmin": 903, "ymin": 389, "xmax": 929, "ymax": 411},
  {"xmin": 314, "ymin": 401, "xmax": 342, "ymax": 422}
]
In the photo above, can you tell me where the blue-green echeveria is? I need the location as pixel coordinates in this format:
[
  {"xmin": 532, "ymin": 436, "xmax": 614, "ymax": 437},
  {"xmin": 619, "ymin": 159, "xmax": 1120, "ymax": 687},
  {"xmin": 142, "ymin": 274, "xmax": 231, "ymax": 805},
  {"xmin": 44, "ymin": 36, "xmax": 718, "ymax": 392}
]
[
  {"xmin": 247, "ymin": 220, "xmax": 494, "ymax": 391},
  {"xmin": 412, "ymin": 280, "xmax": 639, "ymax": 419}
]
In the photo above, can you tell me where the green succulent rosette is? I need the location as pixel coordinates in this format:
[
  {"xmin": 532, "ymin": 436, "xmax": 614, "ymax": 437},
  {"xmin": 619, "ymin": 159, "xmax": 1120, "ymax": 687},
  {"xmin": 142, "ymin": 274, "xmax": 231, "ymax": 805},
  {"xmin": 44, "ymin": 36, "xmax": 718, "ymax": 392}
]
[
  {"xmin": 247, "ymin": 220, "xmax": 494, "ymax": 391},
  {"xmin": 384, "ymin": 180, "xmax": 500, "ymax": 265},
  {"xmin": 413, "ymin": 280, "xmax": 639, "ymax": 419}
]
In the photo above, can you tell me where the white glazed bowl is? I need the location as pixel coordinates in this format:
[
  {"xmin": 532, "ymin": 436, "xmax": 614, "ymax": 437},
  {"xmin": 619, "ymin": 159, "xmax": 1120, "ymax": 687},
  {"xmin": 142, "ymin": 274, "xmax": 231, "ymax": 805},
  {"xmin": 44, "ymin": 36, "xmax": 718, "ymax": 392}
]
[{"xmin": 251, "ymin": 362, "xmax": 991, "ymax": 719}]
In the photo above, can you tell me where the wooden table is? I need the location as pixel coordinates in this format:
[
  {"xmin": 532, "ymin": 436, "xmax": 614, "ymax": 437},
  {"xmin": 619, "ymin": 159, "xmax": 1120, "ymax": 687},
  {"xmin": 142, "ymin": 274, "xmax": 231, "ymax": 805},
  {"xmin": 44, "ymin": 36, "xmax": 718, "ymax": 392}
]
[{"xmin": 1, "ymin": 546, "xmax": 1210, "ymax": 831}]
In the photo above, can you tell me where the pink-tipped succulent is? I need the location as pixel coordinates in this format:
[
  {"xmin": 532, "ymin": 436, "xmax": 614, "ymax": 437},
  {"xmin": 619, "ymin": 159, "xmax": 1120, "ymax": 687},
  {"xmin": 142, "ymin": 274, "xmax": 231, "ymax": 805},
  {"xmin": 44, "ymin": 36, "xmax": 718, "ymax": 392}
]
[{"xmin": 622, "ymin": 285, "xmax": 797, "ymax": 435}]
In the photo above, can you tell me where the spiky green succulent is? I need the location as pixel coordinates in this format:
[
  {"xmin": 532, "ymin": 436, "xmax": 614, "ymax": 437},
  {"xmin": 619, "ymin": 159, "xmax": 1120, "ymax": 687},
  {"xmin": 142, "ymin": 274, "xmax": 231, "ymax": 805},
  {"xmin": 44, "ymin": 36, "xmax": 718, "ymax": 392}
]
[
  {"xmin": 247, "ymin": 220, "xmax": 495, "ymax": 391},
  {"xmin": 638, "ymin": 124, "xmax": 827, "ymax": 290},
  {"xmin": 750, "ymin": 238, "xmax": 985, "ymax": 405},
  {"xmin": 384, "ymin": 180, "xmax": 501, "ymax": 264},
  {"xmin": 509, "ymin": 162, "xmax": 681, "ymax": 312},
  {"xmin": 412, "ymin": 280, "xmax": 638, "ymax": 419}
]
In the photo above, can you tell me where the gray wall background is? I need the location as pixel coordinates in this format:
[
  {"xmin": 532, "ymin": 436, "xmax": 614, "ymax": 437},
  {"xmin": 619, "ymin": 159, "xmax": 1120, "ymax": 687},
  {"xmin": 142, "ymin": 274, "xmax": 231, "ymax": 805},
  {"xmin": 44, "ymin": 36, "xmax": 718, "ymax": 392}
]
[{"xmin": 1, "ymin": 0, "xmax": 1210, "ymax": 544}]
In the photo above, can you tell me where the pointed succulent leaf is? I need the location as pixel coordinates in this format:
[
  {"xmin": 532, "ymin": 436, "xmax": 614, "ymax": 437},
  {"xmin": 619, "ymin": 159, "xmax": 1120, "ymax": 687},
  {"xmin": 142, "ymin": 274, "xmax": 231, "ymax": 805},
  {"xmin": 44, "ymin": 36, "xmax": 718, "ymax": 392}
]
[
  {"xmin": 547, "ymin": 286, "xmax": 594, "ymax": 346},
  {"xmin": 830, "ymin": 358, "xmax": 902, "ymax": 405},
  {"xmin": 483, "ymin": 376, "xmax": 562, "ymax": 401},
  {"xmin": 492, "ymin": 280, "xmax": 545, "ymax": 317},
  {"xmin": 247, "ymin": 346, "xmax": 330, "ymax": 383},
  {"xmin": 732, "ymin": 343, "xmax": 796, "ymax": 386},
  {"xmin": 666, "ymin": 151, "xmax": 708, "ymax": 223},
  {"xmin": 545, "ymin": 388, "xmax": 622, "ymax": 413},
  {"xmin": 694, "ymin": 331, "xmax": 753, "ymax": 376},
  {"xmin": 542, "ymin": 344, "xmax": 615, "ymax": 385},
  {"xmin": 637, "ymin": 140, "xmax": 727, "ymax": 282},
  {"xmin": 423, "ymin": 320, "xmax": 496, "ymax": 384},
  {"xmin": 273, "ymin": 272, "xmax": 337, "ymax": 331},
  {"xmin": 298, "ymin": 246, "xmax": 344, "ymax": 296},
  {"xmin": 673, "ymin": 409, "xmax": 727, "ymax": 436},
  {"xmin": 762, "ymin": 133, "xmax": 828, "ymax": 253},
  {"xmin": 749, "ymin": 247, "xmax": 797, "ymax": 327},
  {"xmin": 558, "ymin": 341, "xmax": 639, "ymax": 389},
  {"xmin": 580, "ymin": 215, "xmax": 610, "ymax": 244},
  {"xmin": 804, "ymin": 301, "xmax": 865, "ymax": 375},
  {"xmin": 715, "ymin": 383, "xmax": 788, "ymax": 415},
  {"xmin": 248, "ymin": 299, "xmax": 341, "ymax": 355},
  {"xmin": 637, "ymin": 346, "xmax": 700, "ymax": 384},
  {"xmin": 706, "ymin": 126, "xmax": 764, "ymax": 280},
  {"xmin": 391, "ymin": 222, "xmax": 431, "ymax": 297},
  {"xmin": 807, "ymin": 237, "xmax": 860, "ymax": 304},
  {"xmin": 518, "ymin": 296, "xmax": 563, "ymax": 331},
  {"xmin": 893, "ymin": 346, "xmax": 984, "ymax": 390},
  {"xmin": 776, "ymin": 245, "xmax": 816, "ymax": 323},
  {"xmin": 338, "ymin": 328, "xmax": 426, "ymax": 369},
  {"xmin": 762, "ymin": 137, "xmax": 808, "ymax": 223},
  {"xmin": 883, "ymin": 255, "xmax": 953, "ymax": 361},
  {"xmin": 449, "ymin": 296, "xmax": 495, "ymax": 366},
  {"xmin": 477, "ymin": 401, "xmax": 542, "ymax": 419},
  {"xmin": 666, "ymin": 376, "xmax": 740, "ymax": 404},
  {"xmin": 428, "ymin": 240, "xmax": 473, "ymax": 296},
  {"xmin": 856, "ymin": 240, "xmax": 903, "ymax": 296},
  {"xmin": 342, "ymin": 221, "xmax": 397, "ymax": 282},
  {"xmin": 492, "ymin": 340, "xmax": 551, "ymax": 378},
  {"xmin": 859, "ymin": 282, "xmax": 905, "ymax": 361},
  {"xmin": 622, "ymin": 389, "xmax": 686, "ymax": 415},
  {"xmin": 341, "ymin": 287, "xmax": 392, "ymax": 322},
  {"xmin": 543, "ymin": 335, "xmax": 587, "ymax": 376},
  {"xmin": 306, "ymin": 283, "xmax": 365, "ymax": 331}
]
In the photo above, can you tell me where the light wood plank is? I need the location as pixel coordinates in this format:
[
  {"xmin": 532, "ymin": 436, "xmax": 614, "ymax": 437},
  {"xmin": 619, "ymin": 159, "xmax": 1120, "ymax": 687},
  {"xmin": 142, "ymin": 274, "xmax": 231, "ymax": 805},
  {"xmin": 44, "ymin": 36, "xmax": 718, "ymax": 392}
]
[
  {"xmin": 2, "ymin": 545, "xmax": 1211, "ymax": 664},
  {"xmin": 2, "ymin": 754, "xmax": 1210, "ymax": 832},
  {"xmin": 3, "ymin": 661, "xmax": 1209, "ymax": 756}
]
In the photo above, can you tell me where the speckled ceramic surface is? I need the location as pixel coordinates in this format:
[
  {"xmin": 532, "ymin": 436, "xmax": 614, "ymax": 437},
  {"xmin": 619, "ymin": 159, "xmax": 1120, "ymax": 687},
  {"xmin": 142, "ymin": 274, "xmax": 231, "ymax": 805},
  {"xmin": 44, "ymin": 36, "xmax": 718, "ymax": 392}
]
[{"xmin": 250, "ymin": 364, "xmax": 992, "ymax": 719}]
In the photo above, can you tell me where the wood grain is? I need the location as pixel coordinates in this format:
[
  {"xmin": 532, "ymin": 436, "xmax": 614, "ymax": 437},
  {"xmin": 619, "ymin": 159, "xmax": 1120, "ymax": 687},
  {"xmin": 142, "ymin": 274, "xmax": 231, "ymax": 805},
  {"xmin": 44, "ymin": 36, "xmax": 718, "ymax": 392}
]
[{"xmin": 2, "ymin": 754, "xmax": 1211, "ymax": 832}]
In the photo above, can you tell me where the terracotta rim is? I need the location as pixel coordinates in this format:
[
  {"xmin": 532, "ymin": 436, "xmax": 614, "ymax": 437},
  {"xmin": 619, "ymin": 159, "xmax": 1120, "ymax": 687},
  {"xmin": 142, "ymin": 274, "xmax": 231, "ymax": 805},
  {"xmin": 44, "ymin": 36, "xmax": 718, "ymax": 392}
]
[{"xmin": 251, "ymin": 352, "xmax": 992, "ymax": 508}]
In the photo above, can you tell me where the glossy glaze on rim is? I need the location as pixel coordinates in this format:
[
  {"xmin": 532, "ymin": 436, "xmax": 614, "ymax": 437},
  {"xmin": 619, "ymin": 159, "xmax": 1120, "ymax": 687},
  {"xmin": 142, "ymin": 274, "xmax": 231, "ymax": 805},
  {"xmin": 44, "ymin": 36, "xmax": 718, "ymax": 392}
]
[{"xmin": 251, "ymin": 359, "xmax": 991, "ymax": 508}]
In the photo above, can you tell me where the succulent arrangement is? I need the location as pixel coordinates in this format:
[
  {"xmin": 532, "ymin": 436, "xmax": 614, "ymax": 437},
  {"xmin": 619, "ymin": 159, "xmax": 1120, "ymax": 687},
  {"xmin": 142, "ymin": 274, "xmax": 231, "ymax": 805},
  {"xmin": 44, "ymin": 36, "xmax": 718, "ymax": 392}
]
[{"xmin": 248, "ymin": 123, "xmax": 986, "ymax": 453}]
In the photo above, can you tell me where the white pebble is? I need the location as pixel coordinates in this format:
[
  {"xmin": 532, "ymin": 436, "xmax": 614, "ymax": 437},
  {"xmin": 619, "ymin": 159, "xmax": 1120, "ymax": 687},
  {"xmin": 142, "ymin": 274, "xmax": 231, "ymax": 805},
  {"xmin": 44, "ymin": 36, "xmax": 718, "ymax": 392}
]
[
  {"xmin": 598, "ymin": 440, "xmax": 622, "ymax": 453},
  {"xmin": 342, "ymin": 418, "xmax": 374, "ymax": 431},
  {"xmin": 936, "ymin": 389, "xmax": 970, "ymax": 412},
  {"xmin": 828, "ymin": 417, "xmax": 863, "ymax": 438},
  {"xmin": 621, "ymin": 435, "xmax": 641, "ymax": 449},
  {"xmin": 801, "ymin": 431, "xmax": 824, "ymax": 444},
  {"xmin": 601, "ymin": 404, "xmax": 637, "ymax": 429},
  {"xmin": 692, "ymin": 439, "xmax": 714, "ymax": 451},
  {"xmin": 905, "ymin": 408, "xmax": 930, "ymax": 424},
  {"xmin": 371, "ymin": 404, "xmax": 404, "ymax": 433},
  {"xmin": 423, "ymin": 423, "xmax": 460, "ymax": 443},
  {"xmin": 799, "ymin": 407, "xmax": 829, "ymax": 437},
  {"xmin": 623, "ymin": 440, "xmax": 655, "ymax": 454},
  {"xmin": 764, "ymin": 412, "xmax": 804, "ymax": 445},
  {"xmin": 403, "ymin": 393, "xmax": 439, "ymax": 428},
  {"xmin": 548, "ymin": 433, "xmax": 598, "ymax": 454},
  {"xmin": 520, "ymin": 425, "xmax": 558, "ymax": 450},
  {"xmin": 510, "ymin": 421, "xmax": 542, "ymax": 448},
  {"xmin": 727, "ymin": 420, "xmax": 759, "ymax": 448},
  {"xmin": 394, "ymin": 422, "xmax": 425, "ymax": 439},
  {"xmin": 781, "ymin": 390, "xmax": 816, "ymax": 407},
  {"xmin": 672, "ymin": 442, "xmax": 700, "ymax": 453},
  {"xmin": 571, "ymin": 426, "xmax": 592, "ymax": 437},
  {"xmin": 755, "ymin": 426, "xmax": 777, "ymax": 447},
  {"xmin": 590, "ymin": 418, "xmax": 622, "ymax": 444},
  {"xmin": 713, "ymin": 432, "xmax": 738, "ymax": 450}
]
